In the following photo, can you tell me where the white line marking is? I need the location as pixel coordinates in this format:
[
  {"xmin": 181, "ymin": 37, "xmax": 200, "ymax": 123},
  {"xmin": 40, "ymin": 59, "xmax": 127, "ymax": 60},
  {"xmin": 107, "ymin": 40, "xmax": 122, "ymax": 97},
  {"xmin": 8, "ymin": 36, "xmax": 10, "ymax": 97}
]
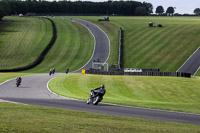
[
  {"xmin": 72, "ymin": 19, "xmax": 96, "ymax": 73},
  {"xmin": 194, "ymin": 66, "xmax": 200, "ymax": 76}
]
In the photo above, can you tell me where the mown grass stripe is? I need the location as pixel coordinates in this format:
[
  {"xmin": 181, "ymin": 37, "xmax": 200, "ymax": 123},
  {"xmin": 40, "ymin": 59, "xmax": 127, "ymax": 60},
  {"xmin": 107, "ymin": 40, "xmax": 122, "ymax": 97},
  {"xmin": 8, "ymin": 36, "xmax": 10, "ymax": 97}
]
[
  {"xmin": 139, "ymin": 24, "xmax": 186, "ymax": 69},
  {"xmin": 125, "ymin": 27, "xmax": 173, "ymax": 67},
  {"xmin": 159, "ymin": 25, "xmax": 198, "ymax": 71},
  {"xmin": 0, "ymin": 17, "xmax": 53, "ymax": 70},
  {"xmin": 24, "ymin": 18, "xmax": 94, "ymax": 73},
  {"xmin": 127, "ymin": 24, "xmax": 187, "ymax": 70},
  {"xmin": 76, "ymin": 16, "xmax": 200, "ymax": 72}
]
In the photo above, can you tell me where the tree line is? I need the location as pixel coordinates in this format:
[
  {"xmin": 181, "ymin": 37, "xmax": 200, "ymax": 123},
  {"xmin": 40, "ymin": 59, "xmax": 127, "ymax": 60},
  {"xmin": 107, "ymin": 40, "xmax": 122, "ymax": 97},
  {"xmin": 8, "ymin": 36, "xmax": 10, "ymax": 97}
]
[
  {"xmin": 156, "ymin": 6, "xmax": 200, "ymax": 16},
  {"xmin": 1, "ymin": 0, "xmax": 153, "ymax": 17},
  {"xmin": 194, "ymin": 8, "xmax": 200, "ymax": 16},
  {"xmin": 1, "ymin": 0, "xmax": 200, "ymax": 21},
  {"xmin": 155, "ymin": 6, "xmax": 175, "ymax": 16}
]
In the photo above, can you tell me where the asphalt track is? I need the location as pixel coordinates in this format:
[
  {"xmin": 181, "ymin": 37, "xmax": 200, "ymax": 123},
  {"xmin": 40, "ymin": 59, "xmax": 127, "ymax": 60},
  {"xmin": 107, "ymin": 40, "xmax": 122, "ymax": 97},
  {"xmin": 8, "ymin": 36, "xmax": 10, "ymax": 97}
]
[
  {"xmin": 0, "ymin": 19, "xmax": 200, "ymax": 126},
  {"xmin": 177, "ymin": 47, "xmax": 200, "ymax": 75},
  {"xmin": 72, "ymin": 18, "xmax": 110, "ymax": 72}
]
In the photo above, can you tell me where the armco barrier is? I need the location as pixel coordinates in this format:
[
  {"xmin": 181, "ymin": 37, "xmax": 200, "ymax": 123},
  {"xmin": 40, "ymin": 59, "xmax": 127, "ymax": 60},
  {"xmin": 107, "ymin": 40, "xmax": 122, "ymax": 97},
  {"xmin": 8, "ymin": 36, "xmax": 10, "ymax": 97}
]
[
  {"xmin": 118, "ymin": 27, "xmax": 123, "ymax": 69},
  {"xmin": 85, "ymin": 69, "xmax": 191, "ymax": 78},
  {"xmin": 0, "ymin": 17, "xmax": 57, "ymax": 72}
]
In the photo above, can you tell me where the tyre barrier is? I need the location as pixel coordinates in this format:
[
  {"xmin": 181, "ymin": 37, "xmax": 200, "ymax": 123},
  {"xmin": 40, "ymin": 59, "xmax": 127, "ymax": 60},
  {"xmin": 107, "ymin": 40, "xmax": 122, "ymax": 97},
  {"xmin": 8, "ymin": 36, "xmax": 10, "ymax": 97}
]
[
  {"xmin": 0, "ymin": 17, "xmax": 57, "ymax": 72},
  {"xmin": 85, "ymin": 69, "xmax": 191, "ymax": 78}
]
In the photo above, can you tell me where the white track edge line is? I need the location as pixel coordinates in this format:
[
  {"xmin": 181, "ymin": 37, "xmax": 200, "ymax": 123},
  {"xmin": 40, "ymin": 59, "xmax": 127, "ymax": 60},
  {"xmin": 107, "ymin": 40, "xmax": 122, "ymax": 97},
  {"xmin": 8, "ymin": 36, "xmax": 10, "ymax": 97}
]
[
  {"xmin": 72, "ymin": 19, "xmax": 97, "ymax": 73},
  {"xmin": 193, "ymin": 66, "xmax": 200, "ymax": 76},
  {"xmin": 74, "ymin": 18, "xmax": 111, "ymax": 65}
]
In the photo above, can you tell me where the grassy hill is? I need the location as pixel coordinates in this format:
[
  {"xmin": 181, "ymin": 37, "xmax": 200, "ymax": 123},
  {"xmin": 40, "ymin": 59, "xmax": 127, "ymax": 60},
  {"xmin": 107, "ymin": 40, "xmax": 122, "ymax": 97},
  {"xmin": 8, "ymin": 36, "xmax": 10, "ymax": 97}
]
[
  {"xmin": 0, "ymin": 17, "xmax": 52, "ymax": 69},
  {"xmin": 0, "ymin": 17, "xmax": 94, "ymax": 73},
  {"xmin": 71, "ymin": 16, "xmax": 200, "ymax": 72},
  {"xmin": 2, "ymin": 16, "xmax": 199, "ymax": 73},
  {"xmin": 49, "ymin": 73, "xmax": 200, "ymax": 114},
  {"xmin": 25, "ymin": 18, "xmax": 94, "ymax": 73}
]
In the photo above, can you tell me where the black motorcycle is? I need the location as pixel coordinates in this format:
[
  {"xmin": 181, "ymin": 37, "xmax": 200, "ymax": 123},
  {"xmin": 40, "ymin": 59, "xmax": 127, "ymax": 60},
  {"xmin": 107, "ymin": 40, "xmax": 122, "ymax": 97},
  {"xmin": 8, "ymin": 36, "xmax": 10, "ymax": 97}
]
[
  {"xmin": 16, "ymin": 77, "xmax": 22, "ymax": 87},
  {"xmin": 16, "ymin": 82, "xmax": 21, "ymax": 87},
  {"xmin": 86, "ymin": 89, "xmax": 105, "ymax": 105}
]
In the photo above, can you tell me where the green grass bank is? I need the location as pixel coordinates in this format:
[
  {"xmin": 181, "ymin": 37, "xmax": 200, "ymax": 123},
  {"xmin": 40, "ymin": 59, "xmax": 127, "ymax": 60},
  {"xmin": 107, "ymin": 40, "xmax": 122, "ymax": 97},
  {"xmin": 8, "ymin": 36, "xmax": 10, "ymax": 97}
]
[
  {"xmin": 0, "ymin": 103, "xmax": 200, "ymax": 133},
  {"xmin": 0, "ymin": 17, "xmax": 94, "ymax": 73},
  {"xmin": 70, "ymin": 16, "xmax": 200, "ymax": 72},
  {"xmin": 0, "ymin": 16, "xmax": 52, "ymax": 69},
  {"xmin": 24, "ymin": 17, "xmax": 94, "ymax": 73},
  {"xmin": 49, "ymin": 74, "xmax": 200, "ymax": 114}
]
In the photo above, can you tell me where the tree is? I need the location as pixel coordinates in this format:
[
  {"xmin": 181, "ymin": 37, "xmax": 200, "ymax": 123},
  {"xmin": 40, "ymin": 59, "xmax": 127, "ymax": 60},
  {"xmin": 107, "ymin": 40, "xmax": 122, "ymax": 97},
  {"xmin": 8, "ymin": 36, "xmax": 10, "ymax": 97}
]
[
  {"xmin": 166, "ymin": 6, "xmax": 174, "ymax": 16},
  {"xmin": 143, "ymin": 2, "xmax": 153, "ymax": 15},
  {"xmin": 155, "ymin": 5, "xmax": 164, "ymax": 15},
  {"xmin": 0, "ymin": 7, "xmax": 4, "ymax": 20},
  {"xmin": 7, "ymin": 0, "xmax": 152, "ymax": 16},
  {"xmin": 0, "ymin": 0, "xmax": 11, "ymax": 20},
  {"xmin": 135, "ymin": 6, "xmax": 147, "ymax": 16},
  {"xmin": 194, "ymin": 8, "xmax": 200, "ymax": 16}
]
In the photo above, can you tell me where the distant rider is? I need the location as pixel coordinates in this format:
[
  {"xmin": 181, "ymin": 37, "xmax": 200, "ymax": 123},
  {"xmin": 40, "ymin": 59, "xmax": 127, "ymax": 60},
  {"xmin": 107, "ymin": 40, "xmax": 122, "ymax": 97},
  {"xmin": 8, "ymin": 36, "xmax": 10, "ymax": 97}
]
[
  {"xmin": 52, "ymin": 68, "xmax": 55, "ymax": 74},
  {"xmin": 16, "ymin": 77, "xmax": 22, "ymax": 85},
  {"xmin": 66, "ymin": 67, "xmax": 69, "ymax": 74},
  {"xmin": 49, "ymin": 68, "xmax": 53, "ymax": 75}
]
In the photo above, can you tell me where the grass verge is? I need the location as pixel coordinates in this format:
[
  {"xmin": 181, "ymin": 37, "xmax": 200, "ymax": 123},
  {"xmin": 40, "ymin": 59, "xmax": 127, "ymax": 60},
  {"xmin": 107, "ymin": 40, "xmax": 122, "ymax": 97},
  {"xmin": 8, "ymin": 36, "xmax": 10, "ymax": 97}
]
[
  {"xmin": 0, "ymin": 103, "xmax": 200, "ymax": 132},
  {"xmin": 0, "ymin": 72, "xmax": 34, "ymax": 83},
  {"xmin": 49, "ymin": 73, "xmax": 200, "ymax": 114}
]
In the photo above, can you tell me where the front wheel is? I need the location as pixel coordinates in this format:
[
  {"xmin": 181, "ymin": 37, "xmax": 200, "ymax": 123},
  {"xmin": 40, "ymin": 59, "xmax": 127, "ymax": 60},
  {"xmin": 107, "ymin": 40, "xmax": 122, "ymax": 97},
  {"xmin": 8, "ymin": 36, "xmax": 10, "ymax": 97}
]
[
  {"xmin": 86, "ymin": 98, "xmax": 91, "ymax": 104},
  {"xmin": 93, "ymin": 96, "xmax": 100, "ymax": 105}
]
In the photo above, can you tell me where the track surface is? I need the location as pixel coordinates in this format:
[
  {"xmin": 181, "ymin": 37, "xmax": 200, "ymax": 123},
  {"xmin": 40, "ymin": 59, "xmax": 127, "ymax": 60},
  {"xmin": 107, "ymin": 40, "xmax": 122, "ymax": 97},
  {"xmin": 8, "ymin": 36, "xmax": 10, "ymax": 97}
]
[
  {"xmin": 72, "ymin": 18, "xmax": 110, "ymax": 72},
  {"xmin": 1, "ymin": 19, "xmax": 200, "ymax": 126},
  {"xmin": 177, "ymin": 47, "xmax": 200, "ymax": 75}
]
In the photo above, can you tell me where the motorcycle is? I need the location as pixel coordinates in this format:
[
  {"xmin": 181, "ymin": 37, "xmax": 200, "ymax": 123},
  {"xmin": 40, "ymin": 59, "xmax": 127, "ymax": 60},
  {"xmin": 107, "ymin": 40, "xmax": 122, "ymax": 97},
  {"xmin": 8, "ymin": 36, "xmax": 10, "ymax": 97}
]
[
  {"xmin": 16, "ymin": 77, "xmax": 22, "ymax": 87},
  {"xmin": 16, "ymin": 82, "xmax": 21, "ymax": 87},
  {"xmin": 86, "ymin": 89, "xmax": 105, "ymax": 105}
]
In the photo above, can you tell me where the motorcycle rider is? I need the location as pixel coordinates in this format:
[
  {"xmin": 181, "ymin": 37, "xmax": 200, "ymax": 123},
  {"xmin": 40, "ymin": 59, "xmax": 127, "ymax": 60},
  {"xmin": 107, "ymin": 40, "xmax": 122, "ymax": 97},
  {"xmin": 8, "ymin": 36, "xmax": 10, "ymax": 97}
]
[
  {"xmin": 92, "ymin": 84, "xmax": 106, "ymax": 98},
  {"xmin": 52, "ymin": 68, "xmax": 55, "ymax": 74},
  {"xmin": 87, "ymin": 84, "xmax": 106, "ymax": 105},
  {"xmin": 49, "ymin": 68, "xmax": 53, "ymax": 75},
  {"xmin": 16, "ymin": 77, "xmax": 22, "ymax": 86},
  {"xmin": 66, "ymin": 67, "xmax": 69, "ymax": 74}
]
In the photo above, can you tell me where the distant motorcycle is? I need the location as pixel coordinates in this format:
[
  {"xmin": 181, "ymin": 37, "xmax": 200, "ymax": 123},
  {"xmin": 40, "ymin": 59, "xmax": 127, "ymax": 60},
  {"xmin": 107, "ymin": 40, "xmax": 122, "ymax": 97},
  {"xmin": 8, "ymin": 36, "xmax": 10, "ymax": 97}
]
[
  {"xmin": 16, "ymin": 77, "xmax": 22, "ymax": 87},
  {"xmin": 87, "ymin": 85, "xmax": 106, "ymax": 105}
]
